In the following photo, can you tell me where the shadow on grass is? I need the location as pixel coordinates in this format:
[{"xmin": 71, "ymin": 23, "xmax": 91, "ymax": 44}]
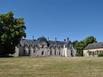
[{"xmin": 0, "ymin": 55, "xmax": 14, "ymax": 58}]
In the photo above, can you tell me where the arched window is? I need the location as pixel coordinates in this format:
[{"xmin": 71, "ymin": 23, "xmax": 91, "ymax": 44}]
[
  {"xmin": 71, "ymin": 50, "xmax": 73, "ymax": 57},
  {"xmin": 42, "ymin": 51, "xmax": 44, "ymax": 55},
  {"xmin": 33, "ymin": 50, "xmax": 35, "ymax": 53},
  {"xmin": 54, "ymin": 50, "xmax": 56, "ymax": 55},
  {"xmin": 50, "ymin": 51, "xmax": 52, "ymax": 55}
]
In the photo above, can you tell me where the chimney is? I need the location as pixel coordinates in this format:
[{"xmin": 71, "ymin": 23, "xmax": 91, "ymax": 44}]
[
  {"xmin": 32, "ymin": 36, "xmax": 35, "ymax": 41},
  {"xmin": 55, "ymin": 37, "xmax": 57, "ymax": 42},
  {"xmin": 67, "ymin": 37, "xmax": 69, "ymax": 42},
  {"xmin": 47, "ymin": 37, "xmax": 49, "ymax": 41}
]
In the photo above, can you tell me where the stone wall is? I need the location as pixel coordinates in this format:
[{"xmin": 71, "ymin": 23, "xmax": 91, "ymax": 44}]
[{"xmin": 14, "ymin": 45, "xmax": 75, "ymax": 57}]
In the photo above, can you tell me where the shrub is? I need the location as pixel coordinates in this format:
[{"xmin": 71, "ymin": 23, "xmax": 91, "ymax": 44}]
[{"xmin": 98, "ymin": 53, "xmax": 103, "ymax": 57}]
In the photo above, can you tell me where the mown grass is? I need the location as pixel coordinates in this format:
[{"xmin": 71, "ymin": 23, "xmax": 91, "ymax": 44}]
[{"xmin": 0, "ymin": 57, "xmax": 103, "ymax": 77}]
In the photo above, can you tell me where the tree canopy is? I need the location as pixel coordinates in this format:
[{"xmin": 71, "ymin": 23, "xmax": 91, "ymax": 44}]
[
  {"xmin": 83, "ymin": 36, "xmax": 97, "ymax": 46},
  {"xmin": 0, "ymin": 11, "xmax": 26, "ymax": 56}
]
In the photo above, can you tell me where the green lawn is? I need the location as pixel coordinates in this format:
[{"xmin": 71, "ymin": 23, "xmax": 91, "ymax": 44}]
[{"xmin": 0, "ymin": 57, "xmax": 103, "ymax": 77}]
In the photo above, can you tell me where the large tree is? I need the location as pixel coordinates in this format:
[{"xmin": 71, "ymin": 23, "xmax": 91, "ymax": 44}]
[
  {"xmin": 73, "ymin": 41, "xmax": 85, "ymax": 56},
  {"xmin": 83, "ymin": 36, "xmax": 97, "ymax": 46},
  {"xmin": 0, "ymin": 11, "xmax": 26, "ymax": 56}
]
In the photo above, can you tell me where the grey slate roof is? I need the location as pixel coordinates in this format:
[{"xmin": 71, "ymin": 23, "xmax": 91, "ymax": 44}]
[
  {"xmin": 20, "ymin": 39, "xmax": 36, "ymax": 46},
  {"xmin": 48, "ymin": 40, "xmax": 65, "ymax": 45},
  {"xmin": 84, "ymin": 42, "xmax": 103, "ymax": 50},
  {"xmin": 20, "ymin": 39, "xmax": 71, "ymax": 47}
]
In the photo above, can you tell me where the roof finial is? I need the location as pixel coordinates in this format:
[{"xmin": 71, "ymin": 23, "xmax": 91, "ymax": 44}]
[{"xmin": 47, "ymin": 37, "xmax": 49, "ymax": 41}]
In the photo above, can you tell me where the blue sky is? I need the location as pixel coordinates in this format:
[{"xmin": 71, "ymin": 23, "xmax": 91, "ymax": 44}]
[{"xmin": 0, "ymin": 0, "xmax": 103, "ymax": 41}]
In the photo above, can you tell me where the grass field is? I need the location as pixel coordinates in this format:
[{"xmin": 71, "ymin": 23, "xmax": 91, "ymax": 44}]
[{"xmin": 0, "ymin": 57, "xmax": 103, "ymax": 77}]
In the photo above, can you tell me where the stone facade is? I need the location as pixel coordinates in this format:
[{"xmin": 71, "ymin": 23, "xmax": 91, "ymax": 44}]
[{"xmin": 14, "ymin": 37, "xmax": 76, "ymax": 57}]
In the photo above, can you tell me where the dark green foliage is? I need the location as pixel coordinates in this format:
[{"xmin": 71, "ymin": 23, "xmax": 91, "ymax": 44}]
[
  {"xmin": 73, "ymin": 36, "xmax": 96, "ymax": 56},
  {"xmin": 0, "ymin": 11, "xmax": 26, "ymax": 56},
  {"xmin": 98, "ymin": 52, "xmax": 103, "ymax": 57},
  {"xmin": 73, "ymin": 41, "xmax": 85, "ymax": 56},
  {"xmin": 83, "ymin": 36, "xmax": 97, "ymax": 46}
]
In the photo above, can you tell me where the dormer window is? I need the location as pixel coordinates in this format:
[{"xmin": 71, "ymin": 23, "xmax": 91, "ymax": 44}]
[{"xmin": 42, "ymin": 51, "xmax": 44, "ymax": 55}]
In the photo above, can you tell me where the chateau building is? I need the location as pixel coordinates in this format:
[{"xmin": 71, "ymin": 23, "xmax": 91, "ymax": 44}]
[
  {"xmin": 14, "ymin": 37, "xmax": 76, "ymax": 57},
  {"xmin": 83, "ymin": 42, "xmax": 103, "ymax": 57}
]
